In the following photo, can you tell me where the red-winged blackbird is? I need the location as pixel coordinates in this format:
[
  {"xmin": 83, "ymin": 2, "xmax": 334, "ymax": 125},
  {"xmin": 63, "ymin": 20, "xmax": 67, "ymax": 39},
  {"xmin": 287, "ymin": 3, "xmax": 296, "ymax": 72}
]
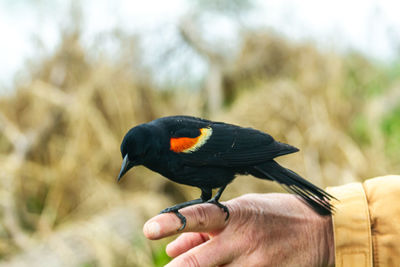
[{"xmin": 118, "ymin": 115, "xmax": 334, "ymax": 230}]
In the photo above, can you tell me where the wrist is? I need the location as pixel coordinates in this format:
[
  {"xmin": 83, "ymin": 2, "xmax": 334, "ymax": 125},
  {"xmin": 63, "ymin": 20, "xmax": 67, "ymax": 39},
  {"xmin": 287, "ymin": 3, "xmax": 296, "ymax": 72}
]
[{"xmin": 320, "ymin": 214, "xmax": 335, "ymax": 266}]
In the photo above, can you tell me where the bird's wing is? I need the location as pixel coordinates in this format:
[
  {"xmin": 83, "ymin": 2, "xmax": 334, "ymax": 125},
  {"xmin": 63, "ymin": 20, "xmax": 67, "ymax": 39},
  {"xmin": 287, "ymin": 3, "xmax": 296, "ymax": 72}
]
[{"xmin": 170, "ymin": 123, "xmax": 299, "ymax": 167}]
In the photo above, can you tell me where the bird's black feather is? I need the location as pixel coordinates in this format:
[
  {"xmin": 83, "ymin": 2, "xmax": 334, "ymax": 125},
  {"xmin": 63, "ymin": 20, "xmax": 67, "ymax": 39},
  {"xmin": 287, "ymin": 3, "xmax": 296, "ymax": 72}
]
[{"xmin": 252, "ymin": 161, "xmax": 335, "ymax": 215}]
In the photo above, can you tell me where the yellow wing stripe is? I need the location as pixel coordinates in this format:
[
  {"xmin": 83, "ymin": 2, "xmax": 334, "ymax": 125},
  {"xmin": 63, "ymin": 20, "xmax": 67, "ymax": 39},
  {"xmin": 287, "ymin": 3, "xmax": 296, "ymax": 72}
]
[{"xmin": 170, "ymin": 127, "xmax": 213, "ymax": 153}]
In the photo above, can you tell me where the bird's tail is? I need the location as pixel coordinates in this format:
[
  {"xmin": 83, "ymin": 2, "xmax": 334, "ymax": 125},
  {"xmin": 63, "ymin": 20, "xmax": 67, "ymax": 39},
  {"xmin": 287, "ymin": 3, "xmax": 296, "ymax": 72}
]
[{"xmin": 252, "ymin": 160, "xmax": 335, "ymax": 215}]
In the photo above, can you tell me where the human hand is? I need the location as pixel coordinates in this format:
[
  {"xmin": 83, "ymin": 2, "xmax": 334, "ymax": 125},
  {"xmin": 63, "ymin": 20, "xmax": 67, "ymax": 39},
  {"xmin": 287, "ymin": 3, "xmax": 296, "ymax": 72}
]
[{"xmin": 143, "ymin": 193, "xmax": 334, "ymax": 267}]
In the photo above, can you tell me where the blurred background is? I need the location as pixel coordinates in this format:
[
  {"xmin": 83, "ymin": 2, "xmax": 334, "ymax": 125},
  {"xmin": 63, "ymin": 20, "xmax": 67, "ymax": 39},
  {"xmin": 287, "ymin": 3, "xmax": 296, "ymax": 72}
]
[{"xmin": 0, "ymin": 0, "xmax": 399, "ymax": 266}]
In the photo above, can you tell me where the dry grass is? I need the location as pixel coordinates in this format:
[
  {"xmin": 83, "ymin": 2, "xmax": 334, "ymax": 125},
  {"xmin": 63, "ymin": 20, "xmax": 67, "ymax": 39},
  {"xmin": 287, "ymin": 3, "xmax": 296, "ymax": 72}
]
[{"xmin": 0, "ymin": 29, "xmax": 398, "ymax": 266}]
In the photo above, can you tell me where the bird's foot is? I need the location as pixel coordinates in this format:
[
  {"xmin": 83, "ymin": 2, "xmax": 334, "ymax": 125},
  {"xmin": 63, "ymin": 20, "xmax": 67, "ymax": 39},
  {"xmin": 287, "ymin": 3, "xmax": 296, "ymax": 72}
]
[
  {"xmin": 160, "ymin": 208, "xmax": 187, "ymax": 231},
  {"xmin": 159, "ymin": 199, "xmax": 204, "ymax": 231},
  {"xmin": 207, "ymin": 199, "xmax": 230, "ymax": 221},
  {"xmin": 159, "ymin": 197, "xmax": 225, "ymax": 231}
]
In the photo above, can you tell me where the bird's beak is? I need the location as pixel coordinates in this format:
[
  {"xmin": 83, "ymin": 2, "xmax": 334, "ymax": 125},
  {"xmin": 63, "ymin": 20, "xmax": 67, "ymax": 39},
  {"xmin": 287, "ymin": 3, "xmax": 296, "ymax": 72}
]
[{"xmin": 117, "ymin": 154, "xmax": 135, "ymax": 182}]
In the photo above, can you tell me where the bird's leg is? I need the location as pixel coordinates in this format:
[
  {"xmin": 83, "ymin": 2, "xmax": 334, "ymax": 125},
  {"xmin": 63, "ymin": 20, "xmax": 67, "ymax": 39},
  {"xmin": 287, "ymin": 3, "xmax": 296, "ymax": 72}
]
[
  {"xmin": 160, "ymin": 188, "xmax": 212, "ymax": 231},
  {"xmin": 207, "ymin": 185, "xmax": 230, "ymax": 220}
]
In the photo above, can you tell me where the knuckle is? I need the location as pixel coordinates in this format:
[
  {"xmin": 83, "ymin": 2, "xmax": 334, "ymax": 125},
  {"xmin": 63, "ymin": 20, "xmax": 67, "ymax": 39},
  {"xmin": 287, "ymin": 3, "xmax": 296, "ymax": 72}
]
[
  {"xmin": 193, "ymin": 204, "xmax": 210, "ymax": 228},
  {"xmin": 181, "ymin": 254, "xmax": 201, "ymax": 267},
  {"xmin": 226, "ymin": 201, "xmax": 242, "ymax": 219}
]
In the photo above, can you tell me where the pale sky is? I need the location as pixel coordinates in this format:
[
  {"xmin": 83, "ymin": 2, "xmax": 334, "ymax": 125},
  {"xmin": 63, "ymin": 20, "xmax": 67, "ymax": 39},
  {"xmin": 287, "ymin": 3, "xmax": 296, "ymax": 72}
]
[{"xmin": 1, "ymin": 0, "xmax": 399, "ymax": 89}]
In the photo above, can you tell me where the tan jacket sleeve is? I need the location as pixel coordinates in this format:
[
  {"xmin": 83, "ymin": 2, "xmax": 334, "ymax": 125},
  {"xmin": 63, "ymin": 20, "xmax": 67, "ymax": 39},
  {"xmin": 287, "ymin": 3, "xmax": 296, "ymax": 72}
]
[{"xmin": 326, "ymin": 175, "xmax": 400, "ymax": 267}]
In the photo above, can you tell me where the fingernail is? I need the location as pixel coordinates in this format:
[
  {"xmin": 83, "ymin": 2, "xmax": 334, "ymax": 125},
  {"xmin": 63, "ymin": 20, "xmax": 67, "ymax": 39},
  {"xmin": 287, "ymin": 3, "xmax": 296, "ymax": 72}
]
[{"xmin": 144, "ymin": 221, "xmax": 160, "ymax": 238}]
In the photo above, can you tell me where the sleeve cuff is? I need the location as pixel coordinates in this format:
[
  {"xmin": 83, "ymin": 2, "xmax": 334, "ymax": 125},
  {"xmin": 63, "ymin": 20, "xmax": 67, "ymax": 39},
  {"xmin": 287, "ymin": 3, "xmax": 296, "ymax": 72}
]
[{"xmin": 326, "ymin": 182, "xmax": 373, "ymax": 267}]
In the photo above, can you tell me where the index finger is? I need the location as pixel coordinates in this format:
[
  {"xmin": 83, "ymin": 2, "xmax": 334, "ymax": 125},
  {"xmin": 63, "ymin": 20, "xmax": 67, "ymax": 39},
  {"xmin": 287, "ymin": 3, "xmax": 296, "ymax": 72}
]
[{"xmin": 143, "ymin": 203, "xmax": 229, "ymax": 240}]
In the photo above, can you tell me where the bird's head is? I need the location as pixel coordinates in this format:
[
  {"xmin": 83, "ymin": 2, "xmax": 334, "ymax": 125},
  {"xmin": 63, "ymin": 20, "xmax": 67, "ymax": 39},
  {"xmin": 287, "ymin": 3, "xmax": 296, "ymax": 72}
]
[{"xmin": 117, "ymin": 126, "xmax": 152, "ymax": 182}]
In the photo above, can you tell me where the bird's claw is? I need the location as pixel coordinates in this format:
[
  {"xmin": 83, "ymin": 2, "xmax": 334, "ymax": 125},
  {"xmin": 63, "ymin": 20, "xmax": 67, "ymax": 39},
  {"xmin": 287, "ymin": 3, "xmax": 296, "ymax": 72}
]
[
  {"xmin": 207, "ymin": 199, "xmax": 230, "ymax": 221},
  {"xmin": 174, "ymin": 211, "xmax": 187, "ymax": 231},
  {"xmin": 160, "ymin": 208, "xmax": 187, "ymax": 231}
]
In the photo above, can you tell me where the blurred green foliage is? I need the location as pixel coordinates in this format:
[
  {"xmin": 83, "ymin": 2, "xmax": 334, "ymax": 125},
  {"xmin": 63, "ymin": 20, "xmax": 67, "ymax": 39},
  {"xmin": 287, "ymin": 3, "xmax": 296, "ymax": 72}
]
[
  {"xmin": 349, "ymin": 114, "xmax": 371, "ymax": 146},
  {"xmin": 343, "ymin": 55, "xmax": 400, "ymax": 161},
  {"xmin": 382, "ymin": 106, "xmax": 400, "ymax": 161},
  {"xmin": 151, "ymin": 244, "xmax": 170, "ymax": 267}
]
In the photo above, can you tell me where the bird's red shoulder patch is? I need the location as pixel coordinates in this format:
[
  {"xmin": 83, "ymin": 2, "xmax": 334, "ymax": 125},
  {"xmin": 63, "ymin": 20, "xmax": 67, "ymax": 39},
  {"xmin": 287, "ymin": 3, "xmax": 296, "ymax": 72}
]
[{"xmin": 170, "ymin": 127, "xmax": 212, "ymax": 153}]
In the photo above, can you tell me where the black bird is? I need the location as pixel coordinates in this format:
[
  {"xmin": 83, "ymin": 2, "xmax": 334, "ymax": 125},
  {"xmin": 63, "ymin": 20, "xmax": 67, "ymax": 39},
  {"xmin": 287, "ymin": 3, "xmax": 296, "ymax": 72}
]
[{"xmin": 118, "ymin": 115, "xmax": 334, "ymax": 230}]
